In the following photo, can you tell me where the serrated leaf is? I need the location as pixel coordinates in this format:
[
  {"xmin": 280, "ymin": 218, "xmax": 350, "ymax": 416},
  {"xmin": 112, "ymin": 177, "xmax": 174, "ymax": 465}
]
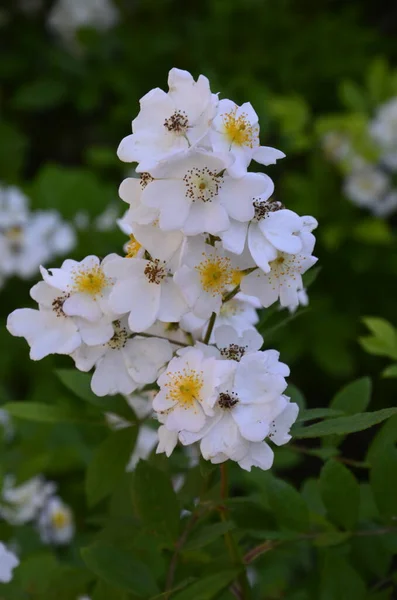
[
  {"xmin": 172, "ymin": 570, "xmax": 240, "ymax": 600},
  {"xmin": 319, "ymin": 460, "xmax": 359, "ymax": 530},
  {"xmin": 81, "ymin": 543, "xmax": 159, "ymax": 596},
  {"xmin": 3, "ymin": 401, "xmax": 99, "ymax": 424},
  {"xmin": 293, "ymin": 408, "xmax": 397, "ymax": 438},
  {"xmin": 132, "ymin": 461, "xmax": 180, "ymax": 546},
  {"xmin": 184, "ymin": 521, "xmax": 235, "ymax": 551},
  {"xmin": 86, "ymin": 427, "xmax": 138, "ymax": 506},
  {"xmin": 330, "ymin": 377, "xmax": 372, "ymax": 415}
]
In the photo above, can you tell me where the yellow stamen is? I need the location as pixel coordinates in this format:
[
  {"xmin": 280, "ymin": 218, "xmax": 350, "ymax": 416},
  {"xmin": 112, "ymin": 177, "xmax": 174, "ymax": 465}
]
[
  {"xmin": 223, "ymin": 109, "xmax": 257, "ymax": 148},
  {"xmin": 196, "ymin": 255, "xmax": 233, "ymax": 295},
  {"xmin": 165, "ymin": 369, "xmax": 204, "ymax": 406},
  {"xmin": 72, "ymin": 265, "xmax": 108, "ymax": 296},
  {"xmin": 125, "ymin": 234, "xmax": 142, "ymax": 258},
  {"xmin": 51, "ymin": 510, "xmax": 69, "ymax": 530},
  {"xmin": 231, "ymin": 269, "xmax": 243, "ymax": 287}
]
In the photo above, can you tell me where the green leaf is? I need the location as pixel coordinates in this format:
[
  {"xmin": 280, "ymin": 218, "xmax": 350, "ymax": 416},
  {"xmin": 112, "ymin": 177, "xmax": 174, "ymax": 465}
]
[
  {"xmin": 92, "ymin": 580, "xmax": 130, "ymax": 600},
  {"xmin": 361, "ymin": 317, "xmax": 397, "ymax": 359},
  {"xmin": 172, "ymin": 570, "xmax": 240, "ymax": 600},
  {"xmin": 264, "ymin": 476, "xmax": 309, "ymax": 531},
  {"xmin": 55, "ymin": 369, "xmax": 133, "ymax": 420},
  {"xmin": 286, "ymin": 384, "xmax": 306, "ymax": 410},
  {"xmin": 319, "ymin": 460, "xmax": 359, "ymax": 530},
  {"xmin": 330, "ymin": 377, "xmax": 372, "ymax": 415},
  {"xmin": 370, "ymin": 444, "xmax": 397, "ymax": 521},
  {"xmin": 3, "ymin": 401, "xmax": 98, "ymax": 424},
  {"xmin": 313, "ymin": 531, "xmax": 351, "ymax": 547},
  {"xmin": 184, "ymin": 521, "xmax": 235, "ymax": 551},
  {"xmin": 297, "ymin": 408, "xmax": 344, "ymax": 422},
  {"xmin": 339, "ymin": 80, "xmax": 368, "ymax": 112},
  {"xmin": 382, "ymin": 363, "xmax": 397, "ymax": 378},
  {"xmin": 321, "ymin": 553, "xmax": 366, "ymax": 600},
  {"xmin": 293, "ymin": 408, "xmax": 397, "ymax": 439},
  {"xmin": 12, "ymin": 80, "xmax": 68, "ymax": 110},
  {"xmin": 132, "ymin": 461, "xmax": 180, "ymax": 546},
  {"xmin": 81, "ymin": 543, "xmax": 159, "ymax": 596},
  {"xmin": 86, "ymin": 427, "xmax": 138, "ymax": 506}
]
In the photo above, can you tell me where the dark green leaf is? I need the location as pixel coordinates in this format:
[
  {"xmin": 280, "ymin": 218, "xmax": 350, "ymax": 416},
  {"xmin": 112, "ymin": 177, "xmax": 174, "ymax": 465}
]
[
  {"xmin": 81, "ymin": 543, "xmax": 159, "ymax": 597},
  {"xmin": 293, "ymin": 408, "xmax": 397, "ymax": 438},
  {"xmin": 319, "ymin": 460, "xmax": 359, "ymax": 530},
  {"xmin": 184, "ymin": 521, "xmax": 235, "ymax": 551},
  {"xmin": 172, "ymin": 570, "xmax": 240, "ymax": 600},
  {"xmin": 264, "ymin": 476, "xmax": 309, "ymax": 531},
  {"xmin": 132, "ymin": 461, "xmax": 180, "ymax": 546},
  {"xmin": 3, "ymin": 401, "xmax": 98, "ymax": 424},
  {"xmin": 320, "ymin": 553, "xmax": 366, "ymax": 600},
  {"xmin": 330, "ymin": 377, "xmax": 372, "ymax": 415},
  {"xmin": 297, "ymin": 408, "xmax": 344, "ymax": 422},
  {"xmin": 86, "ymin": 427, "xmax": 138, "ymax": 506},
  {"xmin": 370, "ymin": 444, "xmax": 397, "ymax": 521}
]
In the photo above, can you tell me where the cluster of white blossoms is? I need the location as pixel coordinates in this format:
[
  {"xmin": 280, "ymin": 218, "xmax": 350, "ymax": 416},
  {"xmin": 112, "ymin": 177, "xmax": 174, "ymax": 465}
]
[
  {"xmin": 0, "ymin": 185, "xmax": 75, "ymax": 287},
  {"xmin": 7, "ymin": 68, "xmax": 318, "ymax": 471},
  {"xmin": 0, "ymin": 475, "xmax": 74, "ymax": 546},
  {"xmin": 323, "ymin": 97, "xmax": 397, "ymax": 217},
  {"xmin": 48, "ymin": 0, "xmax": 119, "ymax": 46}
]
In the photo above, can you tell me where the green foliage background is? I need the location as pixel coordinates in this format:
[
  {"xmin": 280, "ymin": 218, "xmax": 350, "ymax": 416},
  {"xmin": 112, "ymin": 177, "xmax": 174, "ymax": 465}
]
[{"xmin": 1, "ymin": 1, "xmax": 397, "ymax": 598}]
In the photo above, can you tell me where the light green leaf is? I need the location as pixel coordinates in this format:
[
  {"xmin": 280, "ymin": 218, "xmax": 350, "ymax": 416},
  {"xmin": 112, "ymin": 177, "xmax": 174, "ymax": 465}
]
[
  {"xmin": 132, "ymin": 461, "xmax": 180, "ymax": 546},
  {"xmin": 330, "ymin": 377, "xmax": 372, "ymax": 415},
  {"xmin": 382, "ymin": 363, "xmax": 397, "ymax": 378},
  {"xmin": 184, "ymin": 521, "xmax": 235, "ymax": 551},
  {"xmin": 81, "ymin": 543, "xmax": 159, "ymax": 596},
  {"xmin": 361, "ymin": 317, "xmax": 397, "ymax": 359},
  {"xmin": 3, "ymin": 401, "xmax": 98, "ymax": 424},
  {"xmin": 339, "ymin": 80, "xmax": 368, "ymax": 112},
  {"xmin": 293, "ymin": 408, "xmax": 397, "ymax": 438},
  {"xmin": 319, "ymin": 460, "xmax": 359, "ymax": 530},
  {"xmin": 86, "ymin": 427, "xmax": 138, "ymax": 506},
  {"xmin": 172, "ymin": 570, "xmax": 240, "ymax": 600}
]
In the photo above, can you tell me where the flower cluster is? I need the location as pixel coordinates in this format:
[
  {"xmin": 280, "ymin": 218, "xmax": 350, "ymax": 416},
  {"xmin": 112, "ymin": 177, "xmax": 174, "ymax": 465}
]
[
  {"xmin": 0, "ymin": 185, "xmax": 75, "ymax": 287},
  {"xmin": 48, "ymin": 0, "xmax": 119, "ymax": 46},
  {"xmin": 7, "ymin": 68, "xmax": 318, "ymax": 471},
  {"xmin": 0, "ymin": 475, "xmax": 74, "ymax": 546},
  {"xmin": 323, "ymin": 97, "xmax": 397, "ymax": 216}
]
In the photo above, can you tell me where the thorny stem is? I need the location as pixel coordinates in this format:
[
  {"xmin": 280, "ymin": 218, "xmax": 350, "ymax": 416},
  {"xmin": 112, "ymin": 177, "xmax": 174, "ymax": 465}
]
[
  {"xmin": 133, "ymin": 331, "xmax": 189, "ymax": 348},
  {"xmin": 203, "ymin": 312, "xmax": 217, "ymax": 345},
  {"xmin": 219, "ymin": 464, "xmax": 251, "ymax": 600},
  {"xmin": 244, "ymin": 526, "xmax": 397, "ymax": 565}
]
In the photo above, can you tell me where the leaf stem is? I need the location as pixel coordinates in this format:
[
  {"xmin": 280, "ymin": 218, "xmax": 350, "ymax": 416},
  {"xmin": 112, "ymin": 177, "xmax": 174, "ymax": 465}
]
[
  {"xmin": 133, "ymin": 331, "xmax": 189, "ymax": 348},
  {"xmin": 203, "ymin": 312, "xmax": 217, "ymax": 344}
]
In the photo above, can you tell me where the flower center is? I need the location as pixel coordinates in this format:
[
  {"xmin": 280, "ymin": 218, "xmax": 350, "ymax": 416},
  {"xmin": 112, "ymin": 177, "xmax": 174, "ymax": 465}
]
[
  {"xmin": 50, "ymin": 509, "xmax": 69, "ymax": 530},
  {"xmin": 218, "ymin": 391, "xmax": 239, "ymax": 409},
  {"xmin": 183, "ymin": 167, "xmax": 223, "ymax": 202},
  {"xmin": 72, "ymin": 265, "xmax": 109, "ymax": 296},
  {"xmin": 165, "ymin": 369, "xmax": 204, "ymax": 406},
  {"xmin": 220, "ymin": 344, "xmax": 246, "ymax": 362},
  {"xmin": 144, "ymin": 259, "xmax": 167, "ymax": 284},
  {"xmin": 231, "ymin": 269, "xmax": 243, "ymax": 287},
  {"xmin": 196, "ymin": 255, "xmax": 233, "ymax": 295},
  {"xmin": 107, "ymin": 320, "xmax": 129, "ymax": 350},
  {"xmin": 253, "ymin": 198, "xmax": 284, "ymax": 221},
  {"xmin": 269, "ymin": 252, "xmax": 302, "ymax": 280},
  {"xmin": 223, "ymin": 109, "xmax": 257, "ymax": 148},
  {"xmin": 125, "ymin": 234, "xmax": 142, "ymax": 258},
  {"xmin": 164, "ymin": 110, "xmax": 189, "ymax": 135},
  {"xmin": 52, "ymin": 294, "xmax": 70, "ymax": 318},
  {"xmin": 5, "ymin": 226, "xmax": 23, "ymax": 242},
  {"xmin": 219, "ymin": 299, "xmax": 243, "ymax": 317},
  {"xmin": 140, "ymin": 172, "xmax": 154, "ymax": 189}
]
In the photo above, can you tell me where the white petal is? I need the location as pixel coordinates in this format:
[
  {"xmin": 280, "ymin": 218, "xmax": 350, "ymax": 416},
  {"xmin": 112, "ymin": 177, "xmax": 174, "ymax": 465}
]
[
  {"xmin": 157, "ymin": 279, "xmax": 188, "ymax": 322},
  {"xmin": 91, "ymin": 351, "xmax": 136, "ymax": 396},
  {"xmin": 247, "ymin": 225, "xmax": 277, "ymax": 272},
  {"xmin": 63, "ymin": 293, "xmax": 102, "ymax": 322},
  {"xmin": 253, "ymin": 146, "xmax": 286, "ymax": 165},
  {"xmin": 127, "ymin": 280, "xmax": 161, "ymax": 332}
]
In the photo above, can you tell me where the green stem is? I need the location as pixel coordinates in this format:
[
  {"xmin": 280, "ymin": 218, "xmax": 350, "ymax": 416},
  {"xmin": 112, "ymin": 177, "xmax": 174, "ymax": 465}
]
[
  {"xmin": 203, "ymin": 312, "xmax": 217, "ymax": 344},
  {"xmin": 222, "ymin": 285, "xmax": 241, "ymax": 304},
  {"xmin": 133, "ymin": 331, "xmax": 189, "ymax": 348}
]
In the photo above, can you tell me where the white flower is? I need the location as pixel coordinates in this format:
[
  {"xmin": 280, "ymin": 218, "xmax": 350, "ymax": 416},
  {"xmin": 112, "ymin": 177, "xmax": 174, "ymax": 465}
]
[
  {"xmin": 0, "ymin": 475, "xmax": 56, "ymax": 525},
  {"xmin": 241, "ymin": 233, "xmax": 317, "ymax": 309},
  {"xmin": 214, "ymin": 325, "xmax": 263, "ymax": 360},
  {"xmin": 156, "ymin": 422, "xmax": 179, "ymax": 457},
  {"xmin": 287, "ymin": 286, "xmax": 309, "ymax": 314},
  {"xmin": 0, "ymin": 185, "xmax": 29, "ymax": 229},
  {"xmin": 210, "ymin": 99, "xmax": 285, "ymax": 177},
  {"xmin": 174, "ymin": 238, "xmax": 245, "ymax": 320},
  {"xmin": 343, "ymin": 167, "xmax": 389, "ymax": 209},
  {"xmin": 125, "ymin": 389, "xmax": 155, "ymax": 420},
  {"xmin": 48, "ymin": 0, "xmax": 118, "ymax": 42},
  {"xmin": 141, "ymin": 150, "xmax": 270, "ymax": 235},
  {"xmin": 370, "ymin": 97, "xmax": 397, "ymax": 170},
  {"xmin": 152, "ymin": 347, "xmax": 232, "ymax": 433},
  {"xmin": 126, "ymin": 425, "xmax": 158, "ymax": 471},
  {"xmin": 105, "ymin": 254, "xmax": 187, "ymax": 332},
  {"xmin": 0, "ymin": 408, "xmax": 14, "ymax": 442},
  {"xmin": 72, "ymin": 319, "xmax": 172, "ymax": 396},
  {"xmin": 38, "ymin": 496, "xmax": 74, "ymax": 545},
  {"xmin": 371, "ymin": 190, "xmax": 397, "ymax": 217},
  {"xmin": 118, "ymin": 68, "xmax": 217, "ymax": 171},
  {"xmin": 0, "ymin": 543, "xmax": 19, "ymax": 583},
  {"xmin": 95, "ymin": 203, "xmax": 120, "ymax": 231},
  {"xmin": 268, "ymin": 401, "xmax": 299, "ymax": 446},
  {"xmin": 322, "ymin": 132, "xmax": 352, "ymax": 163}
]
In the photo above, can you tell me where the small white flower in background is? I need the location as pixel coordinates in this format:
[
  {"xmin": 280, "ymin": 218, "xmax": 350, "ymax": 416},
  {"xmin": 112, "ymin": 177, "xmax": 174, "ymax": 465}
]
[
  {"xmin": 0, "ymin": 476, "xmax": 56, "ymax": 525},
  {"xmin": 127, "ymin": 425, "xmax": 159, "ymax": 471},
  {"xmin": 71, "ymin": 318, "xmax": 172, "ymax": 396},
  {"xmin": 371, "ymin": 190, "xmax": 397, "ymax": 217},
  {"xmin": 48, "ymin": 0, "xmax": 118, "ymax": 43},
  {"xmin": 370, "ymin": 97, "xmax": 397, "ymax": 170},
  {"xmin": 210, "ymin": 98, "xmax": 285, "ymax": 177},
  {"xmin": 0, "ymin": 185, "xmax": 29, "ymax": 229},
  {"xmin": 95, "ymin": 203, "xmax": 121, "ymax": 231},
  {"xmin": 105, "ymin": 254, "xmax": 187, "ymax": 332},
  {"xmin": 125, "ymin": 389, "xmax": 156, "ymax": 420},
  {"xmin": 322, "ymin": 131, "xmax": 352, "ymax": 163},
  {"xmin": 343, "ymin": 167, "xmax": 390, "ymax": 210},
  {"xmin": 37, "ymin": 496, "xmax": 74, "ymax": 546},
  {"xmin": 0, "ymin": 408, "xmax": 14, "ymax": 442},
  {"xmin": 118, "ymin": 68, "xmax": 217, "ymax": 172},
  {"xmin": 0, "ymin": 542, "xmax": 19, "ymax": 583}
]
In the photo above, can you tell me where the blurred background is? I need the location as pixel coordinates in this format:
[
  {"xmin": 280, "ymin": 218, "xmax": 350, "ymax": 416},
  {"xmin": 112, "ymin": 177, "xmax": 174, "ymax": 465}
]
[{"xmin": 1, "ymin": 0, "xmax": 397, "ymax": 463}]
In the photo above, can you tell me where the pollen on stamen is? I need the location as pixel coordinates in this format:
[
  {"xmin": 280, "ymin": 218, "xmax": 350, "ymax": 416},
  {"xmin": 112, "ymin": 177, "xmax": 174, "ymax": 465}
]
[
  {"xmin": 218, "ymin": 391, "xmax": 239, "ymax": 409},
  {"xmin": 72, "ymin": 264, "xmax": 109, "ymax": 297},
  {"xmin": 50, "ymin": 509, "xmax": 70, "ymax": 530},
  {"xmin": 164, "ymin": 110, "xmax": 189, "ymax": 135},
  {"xmin": 220, "ymin": 344, "xmax": 247, "ymax": 362},
  {"xmin": 125, "ymin": 234, "xmax": 142, "ymax": 258},
  {"xmin": 140, "ymin": 172, "xmax": 154, "ymax": 189},
  {"xmin": 52, "ymin": 294, "xmax": 70, "ymax": 318},
  {"xmin": 223, "ymin": 108, "xmax": 258, "ymax": 148},
  {"xmin": 107, "ymin": 320, "xmax": 129, "ymax": 350},
  {"xmin": 196, "ymin": 255, "xmax": 233, "ymax": 295},
  {"xmin": 144, "ymin": 258, "xmax": 167, "ymax": 284},
  {"xmin": 253, "ymin": 197, "xmax": 284, "ymax": 221},
  {"xmin": 165, "ymin": 368, "xmax": 204, "ymax": 407},
  {"xmin": 183, "ymin": 167, "xmax": 223, "ymax": 202}
]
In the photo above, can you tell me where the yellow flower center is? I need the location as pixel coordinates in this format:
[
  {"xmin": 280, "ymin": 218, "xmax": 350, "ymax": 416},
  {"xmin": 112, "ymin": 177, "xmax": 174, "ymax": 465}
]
[
  {"xmin": 125, "ymin": 234, "xmax": 142, "ymax": 258},
  {"xmin": 165, "ymin": 369, "xmax": 204, "ymax": 406},
  {"xmin": 196, "ymin": 255, "xmax": 233, "ymax": 295},
  {"xmin": 223, "ymin": 109, "xmax": 256, "ymax": 148},
  {"xmin": 51, "ymin": 509, "xmax": 69, "ymax": 530},
  {"xmin": 231, "ymin": 269, "xmax": 243, "ymax": 287},
  {"xmin": 72, "ymin": 265, "xmax": 108, "ymax": 296},
  {"xmin": 5, "ymin": 226, "xmax": 23, "ymax": 242}
]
